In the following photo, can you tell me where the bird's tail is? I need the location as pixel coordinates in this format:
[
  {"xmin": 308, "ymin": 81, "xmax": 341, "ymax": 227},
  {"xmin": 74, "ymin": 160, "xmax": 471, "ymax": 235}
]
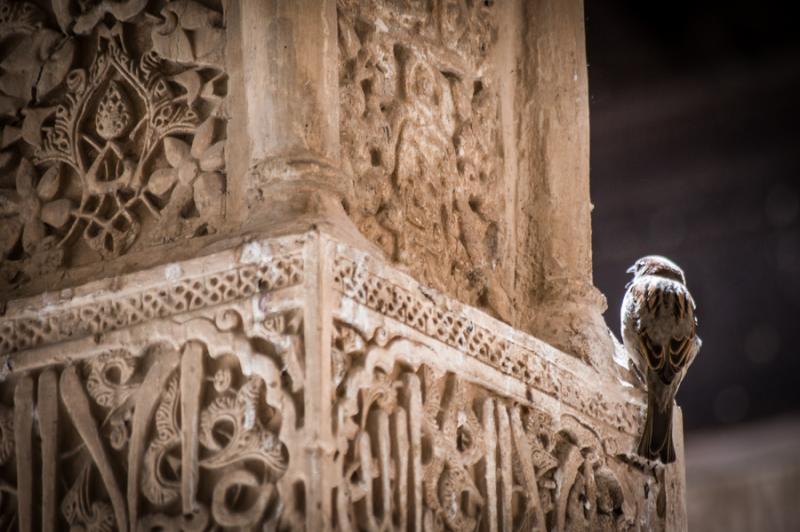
[{"xmin": 637, "ymin": 392, "xmax": 676, "ymax": 463}]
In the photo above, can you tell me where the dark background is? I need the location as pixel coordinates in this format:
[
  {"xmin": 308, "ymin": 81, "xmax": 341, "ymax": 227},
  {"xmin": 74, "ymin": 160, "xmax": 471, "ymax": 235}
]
[{"xmin": 585, "ymin": 2, "xmax": 800, "ymax": 432}]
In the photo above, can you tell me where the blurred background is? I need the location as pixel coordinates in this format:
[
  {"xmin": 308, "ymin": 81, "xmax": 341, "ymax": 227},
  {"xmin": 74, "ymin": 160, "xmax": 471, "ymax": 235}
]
[{"xmin": 585, "ymin": 2, "xmax": 800, "ymax": 530}]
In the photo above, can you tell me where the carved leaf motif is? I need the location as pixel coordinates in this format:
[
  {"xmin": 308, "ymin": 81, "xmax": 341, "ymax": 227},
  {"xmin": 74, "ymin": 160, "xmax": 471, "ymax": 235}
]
[
  {"xmin": 0, "ymin": 190, "xmax": 18, "ymax": 219},
  {"xmin": 36, "ymin": 34, "xmax": 75, "ymax": 98},
  {"xmin": 142, "ymin": 374, "xmax": 181, "ymax": 505},
  {"xmin": 193, "ymin": 171, "xmax": 223, "ymax": 216},
  {"xmin": 40, "ymin": 198, "xmax": 72, "ymax": 228},
  {"xmin": 35, "ymin": 165, "xmax": 60, "ymax": 201},
  {"xmin": 155, "ymin": 375, "xmax": 180, "ymax": 442},
  {"xmin": 199, "ymin": 377, "xmax": 287, "ymax": 477},
  {"xmin": 147, "ymin": 167, "xmax": 177, "ymax": 196},
  {"xmin": 61, "ymin": 463, "xmax": 116, "ymax": 532},
  {"xmin": 190, "ymin": 117, "xmax": 216, "ymax": 159},
  {"xmin": 0, "ymin": 218, "xmax": 22, "ymax": 258},
  {"xmin": 1, "ymin": 28, "xmax": 73, "ymax": 109},
  {"xmin": 151, "ymin": 0, "xmax": 224, "ymax": 67},
  {"xmin": 164, "ymin": 136, "xmax": 191, "ymax": 168},
  {"xmin": 21, "ymin": 218, "xmax": 45, "ymax": 252},
  {"xmin": 15, "ymin": 158, "xmax": 35, "ymax": 197},
  {"xmin": 199, "ymin": 141, "xmax": 224, "ymax": 171},
  {"xmin": 173, "ymin": 69, "xmax": 202, "ymax": 105},
  {"xmin": 71, "ymin": 0, "xmax": 149, "ymax": 34},
  {"xmin": 21, "ymin": 106, "xmax": 56, "ymax": 148}
]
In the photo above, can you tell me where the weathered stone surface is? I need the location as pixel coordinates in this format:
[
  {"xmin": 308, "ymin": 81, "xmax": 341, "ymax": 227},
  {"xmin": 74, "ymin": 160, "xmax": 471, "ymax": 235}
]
[
  {"xmin": 0, "ymin": 0, "xmax": 687, "ymax": 529},
  {"xmin": 0, "ymin": 230, "xmax": 679, "ymax": 530},
  {"xmin": 0, "ymin": 0, "xmax": 228, "ymax": 293}
]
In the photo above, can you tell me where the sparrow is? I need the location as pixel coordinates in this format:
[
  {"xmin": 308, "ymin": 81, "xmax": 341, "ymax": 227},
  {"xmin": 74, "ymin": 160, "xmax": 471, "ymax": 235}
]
[{"xmin": 621, "ymin": 255, "xmax": 701, "ymax": 463}]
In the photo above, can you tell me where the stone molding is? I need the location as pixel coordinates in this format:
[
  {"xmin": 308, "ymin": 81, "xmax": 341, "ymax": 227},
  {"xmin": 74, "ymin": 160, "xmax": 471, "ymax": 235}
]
[
  {"xmin": 2, "ymin": 232, "xmax": 639, "ymax": 436},
  {"xmin": 0, "ymin": 230, "xmax": 684, "ymax": 530}
]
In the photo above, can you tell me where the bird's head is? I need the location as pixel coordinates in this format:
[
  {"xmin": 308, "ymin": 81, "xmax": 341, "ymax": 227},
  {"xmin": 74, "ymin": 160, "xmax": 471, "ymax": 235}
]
[{"xmin": 626, "ymin": 255, "xmax": 686, "ymax": 284}]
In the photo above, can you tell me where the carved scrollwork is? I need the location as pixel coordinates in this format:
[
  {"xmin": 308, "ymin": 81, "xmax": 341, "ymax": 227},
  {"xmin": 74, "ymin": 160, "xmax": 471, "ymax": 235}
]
[
  {"xmin": 198, "ymin": 376, "xmax": 287, "ymax": 476},
  {"xmin": 141, "ymin": 374, "xmax": 181, "ymax": 506},
  {"xmin": 0, "ymin": 305, "xmax": 301, "ymax": 530},
  {"xmin": 61, "ymin": 462, "xmax": 117, "ymax": 532},
  {"xmin": 332, "ymin": 321, "xmax": 659, "ymax": 532},
  {"xmin": 0, "ymin": 0, "xmax": 227, "ymax": 289},
  {"xmin": 332, "ymin": 253, "xmax": 642, "ymax": 436},
  {"xmin": 85, "ymin": 349, "xmax": 137, "ymax": 410}
]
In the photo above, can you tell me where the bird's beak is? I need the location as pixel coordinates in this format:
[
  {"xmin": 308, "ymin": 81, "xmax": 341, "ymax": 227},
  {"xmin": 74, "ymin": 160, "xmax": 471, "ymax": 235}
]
[{"xmin": 626, "ymin": 265, "xmax": 636, "ymax": 275}]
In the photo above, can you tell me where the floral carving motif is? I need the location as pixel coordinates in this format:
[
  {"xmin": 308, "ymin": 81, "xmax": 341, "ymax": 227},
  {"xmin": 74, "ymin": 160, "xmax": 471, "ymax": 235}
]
[
  {"xmin": 147, "ymin": 117, "xmax": 225, "ymax": 220},
  {"xmin": 0, "ymin": 158, "xmax": 69, "ymax": 262},
  {"xmin": 338, "ymin": 0, "xmax": 513, "ymax": 320},
  {"xmin": 0, "ymin": 0, "xmax": 227, "ymax": 289},
  {"xmin": 332, "ymin": 322, "xmax": 660, "ymax": 531},
  {"xmin": 61, "ymin": 463, "xmax": 117, "ymax": 532},
  {"xmin": 0, "ymin": 235, "xmax": 676, "ymax": 530},
  {"xmin": 85, "ymin": 349, "xmax": 137, "ymax": 409},
  {"xmin": 333, "ymin": 253, "xmax": 643, "ymax": 435},
  {"xmin": 0, "ymin": 302, "xmax": 303, "ymax": 530},
  {"xmin": 198, "ymin": 376, "xmax": 287, "ymax": 475}
]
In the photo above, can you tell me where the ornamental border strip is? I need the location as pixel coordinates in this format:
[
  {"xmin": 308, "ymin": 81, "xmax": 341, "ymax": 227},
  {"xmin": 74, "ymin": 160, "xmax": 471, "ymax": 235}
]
[
  {"xmin": 331, "ymin": 253, "xmax": 642, "ymax": 436},
  {"xmin": 0, "ymin": 253, "xmax": 304, "ymax": 356}
]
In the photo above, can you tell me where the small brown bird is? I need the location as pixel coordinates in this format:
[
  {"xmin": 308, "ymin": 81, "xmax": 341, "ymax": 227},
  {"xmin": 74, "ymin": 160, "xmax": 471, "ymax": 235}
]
[{"xmin": 621, "ymin": 256, "xmax": 701, "ymax": 463}]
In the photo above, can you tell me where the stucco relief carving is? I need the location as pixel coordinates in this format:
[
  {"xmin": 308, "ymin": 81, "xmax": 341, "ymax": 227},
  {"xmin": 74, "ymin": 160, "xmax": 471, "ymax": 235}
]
[
  {"xmin": 0, "ymin": 304, "xmax": 305, "ymax": 531},
  {"xmin": 0, "ymin": 251, "xmax": 303, "ymax": 355},
  {"xmin": 0, "ymin": 233, "xmax": 678, "ymax": 530},
  {"xmin": 332, "ymin": 252, "xmax": 642, "ymax": 435},
  {"xmin": 0, "ymin": 0, "xmax": 226, "ymax": 291},
  {"xmin": 331, "ymin": 321, "xmax": 665, "ymax": 531},
  {"xmin": 338, "ymin": 0, "xmax": 513, "ymax": 321}
]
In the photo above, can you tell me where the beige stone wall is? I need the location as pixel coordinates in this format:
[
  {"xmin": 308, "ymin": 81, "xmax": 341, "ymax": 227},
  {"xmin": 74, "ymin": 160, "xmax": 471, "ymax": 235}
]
[
  {"xmin": 338, "ymin": 0, "xmax": 512, "ymax": 320},
  {"xmin": 0, "ymin": 0, "xmax": 610, "ymax": 371},
  {"xmin": 335, "ymin": 0, "xmax": 612, "ymax": 371},
  {"xmin": 0, "ymin": 0, "xmax": 686, "ymax": 530}
]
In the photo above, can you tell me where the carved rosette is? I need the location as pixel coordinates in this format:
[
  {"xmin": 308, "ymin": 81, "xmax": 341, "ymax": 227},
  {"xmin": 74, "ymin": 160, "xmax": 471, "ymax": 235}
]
[
  {"xmin": 0, "ymin": 232, "xmax": 680, "ymax": 530},
  {"xmin": 0, "ymin": 0, "xmax": 227, "ymax": 291}
]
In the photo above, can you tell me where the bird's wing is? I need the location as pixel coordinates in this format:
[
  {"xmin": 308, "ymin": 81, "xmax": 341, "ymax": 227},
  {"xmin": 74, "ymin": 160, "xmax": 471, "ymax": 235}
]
[{"xmin": 630, "ymin": 278, "xmax": 697, "ymax": 383}]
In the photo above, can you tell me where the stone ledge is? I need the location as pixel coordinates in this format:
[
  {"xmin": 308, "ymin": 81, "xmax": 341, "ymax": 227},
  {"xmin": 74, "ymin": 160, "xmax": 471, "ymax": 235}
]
[
  {"xmin": 0, "ymin": 229, "xmax": 682, "ymax": 530},
  {"xmin": 2, "ymin": 230, "xmax": 641, "ymax": 433}
]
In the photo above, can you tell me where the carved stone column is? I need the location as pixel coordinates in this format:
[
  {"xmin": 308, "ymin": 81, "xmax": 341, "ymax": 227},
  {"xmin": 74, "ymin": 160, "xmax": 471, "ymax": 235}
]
[
  {"xmin": 0, "ymin": 1, "xmax": 688, "ymax": 530},
  {"xmin": 515, "ymin": 0, "xmax": 616, "ymax": 374},
  {"xmin": 225, "ymin": 0, "xmax": 375, "ymax": 251}
]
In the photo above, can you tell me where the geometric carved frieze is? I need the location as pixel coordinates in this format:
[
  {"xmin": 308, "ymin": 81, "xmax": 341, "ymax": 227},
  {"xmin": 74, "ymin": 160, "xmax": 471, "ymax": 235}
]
[
  {"xmin": 0, "ymin": 230, "xmax": 680, "ymax": 530},
  {"xmin": 0, "ymin": 248, "xmax": 303, "ymax": 356},
  {"xmin": 333, "ymin": 251, "xmax": 643, "ymax": 437}
]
